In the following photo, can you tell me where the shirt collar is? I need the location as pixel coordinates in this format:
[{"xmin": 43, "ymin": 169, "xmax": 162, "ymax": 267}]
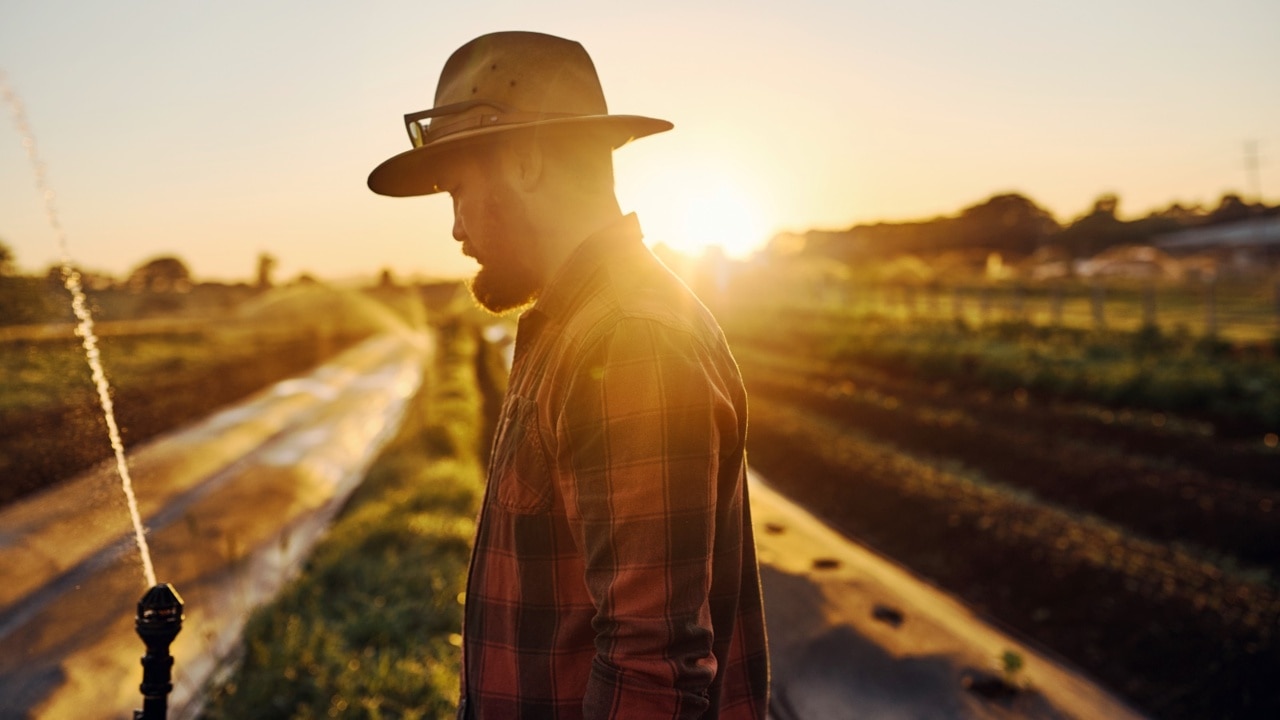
[{"xmin": 526, "ymin": 212, "xmax": 644, "ymax": 324}]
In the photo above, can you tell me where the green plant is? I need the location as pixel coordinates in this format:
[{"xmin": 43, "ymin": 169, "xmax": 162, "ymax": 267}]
[
  {"xmin": 723, "ymin": 302, "xmax": 1280, "ymax": 436},
  {"xmin": 1000, "ymin": 649, "xmax": 1025, "ymax": 684}
]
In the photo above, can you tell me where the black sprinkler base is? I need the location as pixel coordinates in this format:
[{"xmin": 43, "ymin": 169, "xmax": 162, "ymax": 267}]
[{"xmin": 133, "ymin": 583, "xmax": 184, "ymax": 720}]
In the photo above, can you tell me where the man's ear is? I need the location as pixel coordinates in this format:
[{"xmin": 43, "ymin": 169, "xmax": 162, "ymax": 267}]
[{"xmin": 509, "ymin": 135, "xmax": 544, "ymax": 193}]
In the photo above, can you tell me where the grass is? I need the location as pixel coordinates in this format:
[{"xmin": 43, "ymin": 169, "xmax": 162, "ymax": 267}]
[
  {"xmin": 0, "ymin": 283, "xmax": 431, "ymax": 506},
  {"xmin": 721, "ymin": 302, "xmax": 1280, "ymax": 436},
  {"xmin": 725, "ymin": 270, "xmax": 1280, "ymax": 343},
  {"xmin": 200, "ymin": 309, "xmax": 494, "ymax": 720},
  {"xmin": 0, "ymin": 329, "xmax": 372, "ymax": 506}
]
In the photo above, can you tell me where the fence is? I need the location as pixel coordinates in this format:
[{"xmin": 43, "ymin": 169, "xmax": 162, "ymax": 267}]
[{"xmin": 784, "ymin": 278, "xmax": 1280, "ymax": 343}]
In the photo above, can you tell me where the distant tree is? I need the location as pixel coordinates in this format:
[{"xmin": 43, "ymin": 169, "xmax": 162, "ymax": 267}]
[
  {"xmin": 1052, "ymin": 194, "xmax": 1127, "ymax": 257},
  {"xmin": 762, "ymin": 233, "xmax": 807, "ymax": 259},
  {"xmin": 44, "ymin": 264, "xmax": 65, "ymax": 288},
  {"xmin": 1050, "ymin": 193, "xmax": 1187, "ymax": 257},
  {"xmin": 1207, "ymin": 193, "xmax": 1255, "ymax": 225},
  {"xmin": 1150, "ymin": 201, "xmax": 1206, "ymax": 225},
  {"xmin": 43, "ymin": 263, "xmax": 115, "ymax": 291},
  {"xmin": 801, "ymin": 192, "xmax": 1059, "ymax": 263},
  {"xmin": 1090, "ymin": 193, "xmax": 1120, "ymax": 219},
  {"xmin": 377, "ymin": 268, "xmax": 397, "ymax": 288},
  {"xmin": 127, "ymin": 256, "xmax": 192, "ymax": 293},
  {"xmin": 0, "ymin": 239, "xmax": 14, "ymax": 276},
  {"xmin": 954, "ymin": 193, "xmax": 1060, "ymax": 255},
  {"xmin": 256, "ymin": 253, "xmax": 277, "ymax": 290}
]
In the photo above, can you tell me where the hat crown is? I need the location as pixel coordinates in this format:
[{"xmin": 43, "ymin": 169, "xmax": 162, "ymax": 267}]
[
  {"xmin": 431, "ymin": 32, "xmax": 608, "ymax": 132},
  {"xmin": 368, "ymin": 31, "xmax": 672, "ymax": 197}
]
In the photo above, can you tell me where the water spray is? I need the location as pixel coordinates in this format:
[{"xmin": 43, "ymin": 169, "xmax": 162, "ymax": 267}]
[{"xmin": 3, "ymin": 70, "xmax": 183, "ymax": 717}]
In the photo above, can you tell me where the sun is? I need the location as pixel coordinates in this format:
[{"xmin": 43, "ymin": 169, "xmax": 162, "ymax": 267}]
[
  {"xmin": 671, "ymin": 181, "xmax": 768, "ymax": 259},
  {"xmin": 620, "ymin": 159, "xmax": 770, "ymax": 260}
]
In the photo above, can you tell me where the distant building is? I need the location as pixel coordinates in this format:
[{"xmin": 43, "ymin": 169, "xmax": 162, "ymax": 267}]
[
  {"xmin": 1153, "ymin": 216, "xmax": 1280, "ymax": 277},
  {"xmin": 1073, "ymin": 245, "xmax": 1183, "ymax": 280}
]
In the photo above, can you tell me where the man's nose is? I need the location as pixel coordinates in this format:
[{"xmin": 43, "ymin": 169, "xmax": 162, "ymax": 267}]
[{"xmin": 451, "ymin": 199, "xmax": 466, "ymax": 242}]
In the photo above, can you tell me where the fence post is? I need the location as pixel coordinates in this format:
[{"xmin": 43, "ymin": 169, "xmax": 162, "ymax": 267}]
[
  {"xmin": 1204, "ymin": 277, "xmax": 1218, "ymax": 338},
  {"xmin": 1091, "ymin": 283, "xmax": 1106, "ymax": 330},
  {"xmin": 1274, "ymin": 280, "xmax": 1280, "ymax": 334},
  {"xmin": 1142, "ymin": 281, "xmax": 1157, "ymax": 329}
]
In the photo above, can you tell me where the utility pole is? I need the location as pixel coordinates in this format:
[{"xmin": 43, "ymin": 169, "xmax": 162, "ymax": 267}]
[{"xmin": 1245, "ymin": 140, "xmax": 1262, "ymax": 203}]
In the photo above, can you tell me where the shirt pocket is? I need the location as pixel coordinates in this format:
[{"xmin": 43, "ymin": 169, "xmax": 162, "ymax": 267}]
[{"xmin": 489, "ymin": 394, "xmax": 553, "ymax": 514}]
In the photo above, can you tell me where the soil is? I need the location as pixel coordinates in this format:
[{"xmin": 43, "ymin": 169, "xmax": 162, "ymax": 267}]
[
  {"xmin": 0, "ymin": 331, "xmax": 367, "ymax": 506},
  {"xmin": 737, "ymin": 345, "xmax": 1280, "ymax": 720}
]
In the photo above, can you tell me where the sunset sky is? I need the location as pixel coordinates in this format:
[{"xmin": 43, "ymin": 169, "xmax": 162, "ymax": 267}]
[{"xmin": 2, "ymin": 0, "xmax": 1277, "ymax": 283}]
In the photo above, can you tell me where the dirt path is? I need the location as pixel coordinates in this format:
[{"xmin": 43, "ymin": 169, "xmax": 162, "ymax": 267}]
[{"xmin": 752, "ymin": 475, "xmax": 1147, "ymax": 720}]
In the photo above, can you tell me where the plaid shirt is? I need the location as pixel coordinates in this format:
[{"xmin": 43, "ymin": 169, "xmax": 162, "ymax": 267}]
[{"xmin": 459, "ymin": 214, "xmax": 769, "ymax": 719}]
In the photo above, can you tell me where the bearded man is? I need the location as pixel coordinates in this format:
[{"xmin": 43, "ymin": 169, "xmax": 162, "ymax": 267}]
[{"xmin": 368, "ymin": 31, "xmax": 768, "ymax": 720}]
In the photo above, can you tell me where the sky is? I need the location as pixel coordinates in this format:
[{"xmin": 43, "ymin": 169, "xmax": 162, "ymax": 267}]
[{"xmin": 1, "ymin": 0, "xmax": 1278, "ymax": 283}]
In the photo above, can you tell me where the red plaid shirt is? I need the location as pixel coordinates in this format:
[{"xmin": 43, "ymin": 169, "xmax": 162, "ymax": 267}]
[{"xmin": 459, "ymin": 214, "xmax": 769, "ymax": 719}]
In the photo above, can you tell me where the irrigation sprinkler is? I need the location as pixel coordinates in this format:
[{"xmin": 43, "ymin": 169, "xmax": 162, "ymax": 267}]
[
  {"xmin": 4, "ymin": 73, "xmax": 187, "ymax": 719},
  {"xmin": 134, "ymin": 583, "xmax": 184, "ymax": 720}
]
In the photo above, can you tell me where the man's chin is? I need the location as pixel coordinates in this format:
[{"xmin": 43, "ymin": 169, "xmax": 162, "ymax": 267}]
[{"xmin": 469, "ymin": 267, "xmax": 538, "ymax": 314}]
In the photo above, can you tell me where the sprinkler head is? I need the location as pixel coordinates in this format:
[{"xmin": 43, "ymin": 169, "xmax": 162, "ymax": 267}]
[
  {"xmin": 136, "ymin": 583, "xmax": 184, "ymax": 648},
  {"xmin": 134, "ymin": 583, "xmax": 184, "ymax": 720}
]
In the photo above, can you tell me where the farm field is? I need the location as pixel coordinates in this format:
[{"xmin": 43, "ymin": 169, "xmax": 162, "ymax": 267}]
[
  {"xmin": 719, "ymin": 299, "xmax": 1280, "ymax": 719},
  {"xmin": 733, "ymin": 273, "xmax": 1280, "ymax": 345},
  {"xmin": 0, "ymin": 283, "xmax": 430, "ymax": 506},
  {"xmin": 8, "ymin": 270, "xmax": 1277, "ymax": 717}
]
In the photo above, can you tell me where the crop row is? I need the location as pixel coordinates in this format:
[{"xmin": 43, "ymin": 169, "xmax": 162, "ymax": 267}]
[{"xmin": 721, "ymin": 305, "xmax": 1280, "ymax": 437}]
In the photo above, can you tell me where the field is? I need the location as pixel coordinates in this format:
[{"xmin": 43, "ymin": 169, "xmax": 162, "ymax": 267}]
[
  {"xmin": 0, "ymin": 282, "xmax": 429, "ymax": 506},
  {"xmin": 733, "ymin": 267, "xmax": 1280, "ymax": 344},
  {"xmin": 715, "ymin": 286, "xmax": 1280, "ymax": 719},
  {"xmin": 198, "ymin": 280, "xmax": 1279, "ymax": 718},
  {"xmin": 11, "ymin": 269, "xmax": 1277, "ymax": 717}
]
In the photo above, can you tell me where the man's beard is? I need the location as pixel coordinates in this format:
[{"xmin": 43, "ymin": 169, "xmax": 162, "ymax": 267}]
[
  {"xmin": 466, "ymin": 192, "xmax": 541, "ymax": 314},
  {"xmin": 470, "ymin": 257, "xmax": 540, "ymax": 313}
]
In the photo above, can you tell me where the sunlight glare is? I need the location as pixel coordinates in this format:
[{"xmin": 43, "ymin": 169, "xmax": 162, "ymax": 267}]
[
  {"xmin": 673, "ymin": 180, "xmax": 767, "ymax": 259},
  {"xmin": 621, "ymin": 155, "xmax": 770, "ymax": 261}
]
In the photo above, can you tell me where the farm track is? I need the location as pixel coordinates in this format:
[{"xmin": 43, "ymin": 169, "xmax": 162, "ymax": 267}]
[{"xmin": 736, "ymin": 346, "xmax": 1280, "ymax": 719}]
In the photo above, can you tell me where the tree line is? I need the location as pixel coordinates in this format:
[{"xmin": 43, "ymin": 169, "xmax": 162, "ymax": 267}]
[{"xmin": 767, "ymin": 191, "xmax": 1279, "ymax": 264}]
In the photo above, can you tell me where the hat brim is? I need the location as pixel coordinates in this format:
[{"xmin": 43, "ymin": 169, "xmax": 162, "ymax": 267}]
[{"xmin": 367, "ymin": 115, "xmax": 672, "ymax": 197}]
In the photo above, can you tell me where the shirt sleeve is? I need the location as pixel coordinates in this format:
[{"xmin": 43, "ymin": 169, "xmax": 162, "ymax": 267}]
[{"xmin": 558, "ymin": 316, "xmax": 738, "ymax": 720}]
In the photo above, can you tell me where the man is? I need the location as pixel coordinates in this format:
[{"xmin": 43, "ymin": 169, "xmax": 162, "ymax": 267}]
[{"xmin": 368, "ymin": 31, "xmax": 768, "ymax": 719}]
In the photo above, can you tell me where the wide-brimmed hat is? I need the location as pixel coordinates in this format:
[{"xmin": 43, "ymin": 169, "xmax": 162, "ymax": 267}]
[{"xmin": 367, "ymin": 31, "xmax": 672, "ymax": 197}]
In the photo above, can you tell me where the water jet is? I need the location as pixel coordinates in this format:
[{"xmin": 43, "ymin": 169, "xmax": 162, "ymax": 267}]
[{"xmin": 3, "ymin": 70, "xmax": 186, "ymax": 717}]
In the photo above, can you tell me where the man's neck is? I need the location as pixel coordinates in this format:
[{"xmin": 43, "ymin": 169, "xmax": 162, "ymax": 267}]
[{"xmin": 536, "ymin": 195, "xmax": 624, "ymax": 285}]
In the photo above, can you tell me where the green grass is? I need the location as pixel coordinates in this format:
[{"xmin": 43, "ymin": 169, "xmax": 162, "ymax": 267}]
[
  {"xmin": 722, "ymin": 303, "xmax": 1280, "ymax": 435},
  {"xmin": 0, "ymin": 326, "xmax": 375, "ymax": 504},
  {"xmin": 200, "ymin": 312, "xmax": 492, "ymax": 720},
  {"xmin": 0, "ymin": 284, "xmax": 435, "ymax": 506},
  {"xmin": 0, "ymin": 282, "xmax": 432, "ymax": 417},
  {"xmin": 724, "ymin": 270, "xmax": 1280, "ymax": 343}
]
